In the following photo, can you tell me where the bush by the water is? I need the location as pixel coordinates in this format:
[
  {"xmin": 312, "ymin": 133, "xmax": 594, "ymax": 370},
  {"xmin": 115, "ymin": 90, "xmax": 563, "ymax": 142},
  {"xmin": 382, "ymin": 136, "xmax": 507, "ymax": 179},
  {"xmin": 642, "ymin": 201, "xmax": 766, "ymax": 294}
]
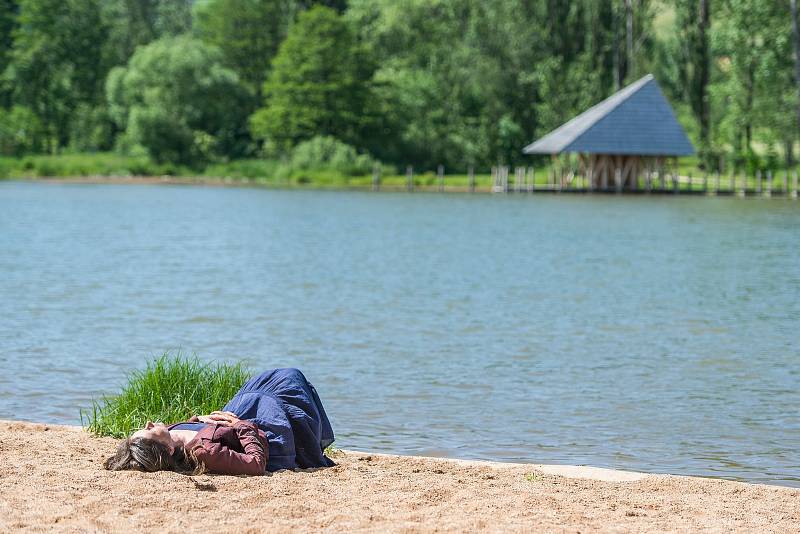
[
  {"xmin": 288, "ymin": 135, "xmax": 379, "ymax": 176},
  {"xmin": 82, "ymin": 353, "xmax": 251, "ymax": 438},
  {"xmin": 107, "ymin": 36, "xmax": 251, "ymax": 167},
  {"xmin": 0, "ymin": 106, "xmax": 45, "ymax": 156}
]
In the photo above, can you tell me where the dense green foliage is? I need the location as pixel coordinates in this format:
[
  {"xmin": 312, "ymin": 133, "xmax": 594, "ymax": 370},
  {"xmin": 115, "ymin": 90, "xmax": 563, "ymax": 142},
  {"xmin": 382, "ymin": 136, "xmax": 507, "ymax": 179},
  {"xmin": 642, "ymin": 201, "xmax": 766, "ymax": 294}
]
[
  {"xmin": 82, "ymin": 353, "xmax": 251, "ymax": 438},
  {"xmin": 0, "ymin": 105, "xmax": 41, "ymax": 155},
  {"xmin": 193, "ymin": 0, "xmax": 294, "ymax": 101},
  {"xmin": 5, "ymin": 0, "xmax": 107, "ymax": 151},
  {"xmin": 106, "ymin": 36, "xmax": 250, "ymax": 165},
  {"xmin": 250, "ymin": 6, "xmax": 375, "ymax": 151},
  {"xmin": 0, "ymin": 0, "xmax": 797, "ymax": 172}
]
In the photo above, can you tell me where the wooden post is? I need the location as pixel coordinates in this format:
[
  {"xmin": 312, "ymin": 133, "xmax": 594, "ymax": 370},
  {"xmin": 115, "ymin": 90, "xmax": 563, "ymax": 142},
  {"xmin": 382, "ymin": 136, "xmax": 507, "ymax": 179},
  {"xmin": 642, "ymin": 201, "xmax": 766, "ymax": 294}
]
[
  {"xmin": 372, "ymin": 164, "xmax": 380, "ymax": 192},
  {"xmin": 766, "ymin": 170, "xmax": 772, "ymax": 197},
  {"xmin": 512, "ymin": 167, "xmax": 518, "ymax": 193},
  {"xmin": 792, "ymin": 169, "xmax": 798, "ymax": 198},
  {"xmin": 437, "ymin": 164, "xmax": 444, "ymax": 193},
  {"xmin": 783, "ymin": 170, "xmax": 789, "ymax": 195},
  {"xmin": 520, "ymin": 167, "xmax": 526, "ymax": 193},
  {"xmin": 503, "ymin": 166, "xmax": 510, "ymax": 193},
  {"xmin": 468, "ymin": 165, "xmax": 475, "ymax": 193},
  {"xmin": 601, "ymin": 159, "xmax": 608, "ymax": 190},
  {"xmin": 756, "ymin": 170, "xmax": 762, "ymax": 195},
  {"xmin": 556, "ymin": 164, "xmax": 563, "ymax": 193},
  {"xmin": 406, "ymin": 165, "xmax": 414, "ymax": 192},
  {"xmin": 588, "ymin": 166, "xmax": 594, "ymax": 193},
  {"xmin": 527, "ymin": 166, "xmax": 534, "ymax": 193},
  {"xmin": 614, "ymin": 167, "xmax": 622, "ymax": 193}
]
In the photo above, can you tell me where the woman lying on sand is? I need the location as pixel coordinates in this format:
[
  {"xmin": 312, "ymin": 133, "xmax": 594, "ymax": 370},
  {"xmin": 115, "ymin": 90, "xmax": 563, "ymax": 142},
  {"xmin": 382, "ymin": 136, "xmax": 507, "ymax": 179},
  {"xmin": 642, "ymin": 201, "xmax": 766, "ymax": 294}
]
[{"xmin": 104, "ymin": 368, "xmax": 335, "ymax": 476}]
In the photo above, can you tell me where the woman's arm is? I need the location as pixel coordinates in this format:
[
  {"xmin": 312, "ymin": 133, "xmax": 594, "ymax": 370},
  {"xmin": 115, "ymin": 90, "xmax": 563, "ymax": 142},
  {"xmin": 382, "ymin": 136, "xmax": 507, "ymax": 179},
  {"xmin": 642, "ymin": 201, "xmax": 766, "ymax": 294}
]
[{"xmin": 192, "ymin": 420, "xmax": 268, "ymax": 476}]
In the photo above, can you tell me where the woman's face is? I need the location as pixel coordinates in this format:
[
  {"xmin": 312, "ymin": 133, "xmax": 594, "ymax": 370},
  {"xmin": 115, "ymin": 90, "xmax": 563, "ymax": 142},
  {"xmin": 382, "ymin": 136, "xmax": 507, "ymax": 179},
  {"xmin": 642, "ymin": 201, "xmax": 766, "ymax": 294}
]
[{"xmin": 131, "ymin": 421, "xmax": 176, "ymax": 452}]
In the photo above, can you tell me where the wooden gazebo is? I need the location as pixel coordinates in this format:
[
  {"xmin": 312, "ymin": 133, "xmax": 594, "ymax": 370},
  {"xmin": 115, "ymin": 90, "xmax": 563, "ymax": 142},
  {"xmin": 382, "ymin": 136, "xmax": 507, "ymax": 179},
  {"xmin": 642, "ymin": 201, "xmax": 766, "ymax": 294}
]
[{"xmin": 523, "ymin": 74, "xmax": 694, "ymax": 190}]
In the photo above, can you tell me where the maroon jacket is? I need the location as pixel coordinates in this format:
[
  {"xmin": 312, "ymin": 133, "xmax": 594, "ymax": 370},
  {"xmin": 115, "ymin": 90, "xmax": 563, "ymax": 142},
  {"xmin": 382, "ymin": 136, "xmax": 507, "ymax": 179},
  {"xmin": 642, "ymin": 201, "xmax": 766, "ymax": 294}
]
[{"xmin": 169, "ymin": 417, "xmax": 269, "ymax": 476}]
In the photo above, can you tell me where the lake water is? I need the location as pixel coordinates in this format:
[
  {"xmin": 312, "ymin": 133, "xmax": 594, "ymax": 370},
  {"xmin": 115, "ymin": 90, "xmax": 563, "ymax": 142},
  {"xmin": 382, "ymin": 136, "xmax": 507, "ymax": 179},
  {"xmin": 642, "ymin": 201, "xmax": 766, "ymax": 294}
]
[{"xmin": 1, "ymin": 181, "xmax": 798, "ymax": 486}]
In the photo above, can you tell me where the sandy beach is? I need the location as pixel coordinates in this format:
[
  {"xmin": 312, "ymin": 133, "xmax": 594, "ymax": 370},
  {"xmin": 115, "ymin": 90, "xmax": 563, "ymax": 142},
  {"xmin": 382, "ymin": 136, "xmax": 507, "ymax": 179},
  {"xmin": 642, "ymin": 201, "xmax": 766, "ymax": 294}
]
[{"xmin": 0, "ymin": 420, "xmax": 797, "ymax": 532}]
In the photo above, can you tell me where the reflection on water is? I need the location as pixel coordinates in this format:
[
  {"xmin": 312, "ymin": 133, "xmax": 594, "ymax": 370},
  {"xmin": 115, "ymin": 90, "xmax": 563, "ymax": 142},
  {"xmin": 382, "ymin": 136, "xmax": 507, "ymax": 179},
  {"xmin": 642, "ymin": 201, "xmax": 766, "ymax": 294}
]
[{"xmin": 0, "ymin": 182, "xmax": 798, "ymax": 486}]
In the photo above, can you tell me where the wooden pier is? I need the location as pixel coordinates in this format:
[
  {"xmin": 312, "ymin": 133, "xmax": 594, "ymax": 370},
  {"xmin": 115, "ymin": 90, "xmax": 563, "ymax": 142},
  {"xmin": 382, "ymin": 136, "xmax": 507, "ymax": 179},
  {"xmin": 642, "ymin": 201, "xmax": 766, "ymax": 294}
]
[{"xmin": 367, "ymin": 164, "xmax": 800, "ymax": 197}]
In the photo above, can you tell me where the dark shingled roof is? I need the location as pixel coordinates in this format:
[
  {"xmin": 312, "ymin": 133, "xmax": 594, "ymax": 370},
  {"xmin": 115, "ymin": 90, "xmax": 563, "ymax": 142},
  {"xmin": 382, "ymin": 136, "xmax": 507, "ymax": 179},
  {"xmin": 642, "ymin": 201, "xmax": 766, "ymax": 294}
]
[{"xmin": 523, "ymin": 74, "xmax": 694, "ymax": 156}]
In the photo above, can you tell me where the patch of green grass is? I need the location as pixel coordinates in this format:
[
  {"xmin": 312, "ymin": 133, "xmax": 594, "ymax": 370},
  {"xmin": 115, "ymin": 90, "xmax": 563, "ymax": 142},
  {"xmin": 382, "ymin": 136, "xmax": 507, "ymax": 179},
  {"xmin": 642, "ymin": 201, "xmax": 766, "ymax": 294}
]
[
  {"xmin": 3, "ymin": 151, "xmax": 792, "ymax": 193},
  {"xmin": 524, "ymin": 472, "xmax": 540, "ymax": 482},
  {"xmin": 324, "ymin": 444, "xmax": 343, "ymax": 458},
  {"xmin": 81, "ymin": 352, "xmax": 251, "ymax": 438},
  {"xmin": 202, "ymin": 158, "xmax": 283, "ymax": 181},
  {"xmin": 0, "ymin": 153, "xmax": 194, "ymax": 179}
]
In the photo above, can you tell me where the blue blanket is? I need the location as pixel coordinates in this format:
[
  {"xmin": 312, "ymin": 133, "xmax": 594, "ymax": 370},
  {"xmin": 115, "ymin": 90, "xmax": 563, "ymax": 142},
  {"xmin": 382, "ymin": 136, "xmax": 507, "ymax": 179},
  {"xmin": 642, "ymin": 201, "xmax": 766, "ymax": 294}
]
[{"xmin": 223, "ymin": 368, "xmax": 335, "ymax": 471}]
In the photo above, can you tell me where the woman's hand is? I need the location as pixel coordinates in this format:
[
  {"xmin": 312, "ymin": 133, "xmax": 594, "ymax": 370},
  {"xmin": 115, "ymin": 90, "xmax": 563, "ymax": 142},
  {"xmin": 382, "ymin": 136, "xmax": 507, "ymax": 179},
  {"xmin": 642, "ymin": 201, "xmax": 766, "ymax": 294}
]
[{"xmin": 197, "ymin": 411, "xmax": 241, "ymax": 426}]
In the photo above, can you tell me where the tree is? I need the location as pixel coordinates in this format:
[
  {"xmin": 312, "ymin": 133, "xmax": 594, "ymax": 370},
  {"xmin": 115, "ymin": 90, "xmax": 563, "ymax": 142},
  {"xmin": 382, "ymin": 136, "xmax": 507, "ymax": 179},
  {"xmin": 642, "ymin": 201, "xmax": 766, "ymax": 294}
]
[
  {"xmin": 792, "ymin": 0, "xmax": 800, "ymax": 150},
  {"xmin": 671, "ymin": 0, "xmax": 712, "ymax": 165},
  {"xmin": 348, "ymin": 0, "xmax": 636, "ymax": 169},
  {"xmin": 102, "ymin": 0, "xmax": 194, "ymax": 69},
  {"xmin": 154, "ymin": 0, "xmax": 193, "ymax": 36},
  {"xmin": 193, "ymin": 0, "xmax": 295, "ymax": 100},
  {"xmin": 250, "ymin": 6, "xmax": 375, "ymax": 151},
  {"xmin": 4, "ymin": 0, "xmax": 108, "ymax": 150},
  {"xmin": 0, "ymin": 105, "xmax": 43, "ymax": 155},
  {"xmin": 107, "ymin": 36, "xmax": 250, "ymax": 165},
  {"xmin": 0, "ymin": 0, "xmax": 18, "ymax": 107},
  {"xmin": 711, "ymin": 0, "xmax": 791, "ymax": 167},
  {"xmin": 297, "ymin": 0, "xmax": 347, "ymax": 13}
]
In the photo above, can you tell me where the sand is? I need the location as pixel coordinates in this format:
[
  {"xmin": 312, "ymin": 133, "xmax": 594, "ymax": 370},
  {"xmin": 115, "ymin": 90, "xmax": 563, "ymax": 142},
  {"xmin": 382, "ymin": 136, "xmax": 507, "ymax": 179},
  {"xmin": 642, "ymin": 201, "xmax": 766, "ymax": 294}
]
[{"xmin": 0, "ymin": 420, "xmax": 797, "ymax": 533}]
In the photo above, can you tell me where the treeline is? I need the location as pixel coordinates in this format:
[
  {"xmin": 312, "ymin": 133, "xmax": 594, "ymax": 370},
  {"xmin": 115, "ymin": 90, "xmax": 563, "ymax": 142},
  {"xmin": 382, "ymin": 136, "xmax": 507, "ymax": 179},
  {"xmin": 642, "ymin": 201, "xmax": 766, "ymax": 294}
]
[{"xmin": 0, "ymin": 0, "xmax": 797, "ymax": 173}]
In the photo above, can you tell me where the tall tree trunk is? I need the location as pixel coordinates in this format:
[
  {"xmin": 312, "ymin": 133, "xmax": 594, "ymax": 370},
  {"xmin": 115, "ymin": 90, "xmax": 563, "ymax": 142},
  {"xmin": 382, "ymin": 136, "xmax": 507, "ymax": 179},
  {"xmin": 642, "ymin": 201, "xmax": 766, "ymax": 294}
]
[
  {"xmin": 698, "ymin": 0, "xmax": 711, "ymax": 164},
  {"xmin": 613, "ymin": 5, "xmax": 621, "ymax": 91},
  {"xmin": 625, "ymin": 0, "xmax": 634, "ymax": 80},
  {"xmin": 745, "ymin": 58, "xmax": 755, "ymax": 153},
  {"xmin": 791, "ymin": 0, "xmax": 800, "ymax": 145}
]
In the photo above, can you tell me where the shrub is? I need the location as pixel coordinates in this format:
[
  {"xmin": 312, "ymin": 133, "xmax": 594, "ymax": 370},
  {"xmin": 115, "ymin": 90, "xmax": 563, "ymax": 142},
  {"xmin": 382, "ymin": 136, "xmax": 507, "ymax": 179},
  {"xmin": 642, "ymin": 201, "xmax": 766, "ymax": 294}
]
[
  {"xmin": 742, "ymin": 149, "xmax": 762, "ymax": 175},
  {"xmin": 68, "ymin": 104, "xmax": 114, "ymax": 152},
  {"xmin": 203, "ymin": 158, "xmax": 281, "ymax": 180},
  {"xmin": 0, "ymin": 106, "xmax": 44, "ymax": 156},
  {"xmin": 289, "ymin": 135, "xmax": 377, "ymax": 176},
  {"xmin": 81, "ymin": 353, "xmax": 251, "ymax": 438},
  {"xmin": 106, "ymin": 36, "xmax": 250, "ymax": 167}
]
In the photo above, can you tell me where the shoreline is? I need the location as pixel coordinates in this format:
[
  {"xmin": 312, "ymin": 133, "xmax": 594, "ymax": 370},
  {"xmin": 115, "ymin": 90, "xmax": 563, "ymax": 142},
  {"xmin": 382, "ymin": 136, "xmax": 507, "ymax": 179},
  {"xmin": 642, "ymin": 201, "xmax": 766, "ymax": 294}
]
[
  {"xmin": 7, "ymin": 175, "xmax": 796, "ymax": 197},
  {"xmin": 5, "ymin": 175, "xmax": 498, "ymax": 194},
  {"xmin": 1, "ymin": 420, "xmax": 797, "ymax": 532},
  {"xmin": 0, "ymin": 420, "xmax": 720, "ymax": 485}
]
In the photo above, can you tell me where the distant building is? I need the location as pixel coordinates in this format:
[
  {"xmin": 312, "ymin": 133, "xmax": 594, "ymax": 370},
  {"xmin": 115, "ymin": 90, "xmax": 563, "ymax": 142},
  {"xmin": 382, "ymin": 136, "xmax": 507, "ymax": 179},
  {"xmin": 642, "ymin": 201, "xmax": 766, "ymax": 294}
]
[{"xmin": 523, "ymin": 74, "xmax": 694, "ymax": 190}]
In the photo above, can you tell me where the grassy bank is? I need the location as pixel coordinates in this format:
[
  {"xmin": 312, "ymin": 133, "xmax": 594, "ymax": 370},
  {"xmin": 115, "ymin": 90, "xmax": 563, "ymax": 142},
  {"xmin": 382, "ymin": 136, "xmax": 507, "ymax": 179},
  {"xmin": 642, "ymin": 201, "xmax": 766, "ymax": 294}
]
[
  {"xmin": 1, "ymin": 152, "xmax": 791, "ymax": 192},
  {"xmin": 0, "ymin": 152, "xmax": 505, "ymax": 188},
  {"xmin": 82, "ymin": 353, "xmax": 250, "ymax": 438}
]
